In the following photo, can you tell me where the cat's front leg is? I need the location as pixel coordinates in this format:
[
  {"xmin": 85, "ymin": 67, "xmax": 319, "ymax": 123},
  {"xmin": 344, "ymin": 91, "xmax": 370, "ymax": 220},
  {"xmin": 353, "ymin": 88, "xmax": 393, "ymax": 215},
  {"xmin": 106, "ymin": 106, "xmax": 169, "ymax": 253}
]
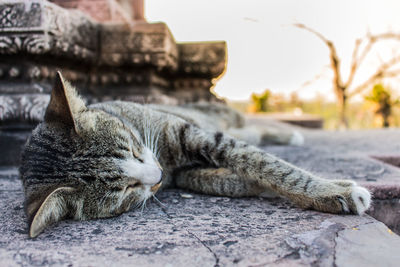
[{"xmin": 173, "ymin": 123, "xmax": 371, "ymax": 215}]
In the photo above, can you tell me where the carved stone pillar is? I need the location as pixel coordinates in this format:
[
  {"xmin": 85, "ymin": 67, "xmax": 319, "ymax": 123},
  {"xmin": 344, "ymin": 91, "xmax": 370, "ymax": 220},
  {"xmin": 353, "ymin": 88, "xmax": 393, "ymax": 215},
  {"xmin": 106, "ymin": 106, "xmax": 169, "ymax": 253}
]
[{"xmin": 0, "ymin": 0, "xmax": 227, "ymax": 165}]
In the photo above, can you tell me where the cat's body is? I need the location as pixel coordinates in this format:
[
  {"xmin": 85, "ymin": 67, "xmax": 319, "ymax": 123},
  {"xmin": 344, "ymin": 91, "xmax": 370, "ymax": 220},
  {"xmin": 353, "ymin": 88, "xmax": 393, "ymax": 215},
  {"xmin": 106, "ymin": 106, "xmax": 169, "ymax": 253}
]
[
  {"xmin": 20, "ymin": 73, "xmax": 371, "ymax": 238},
  {"xmin": 92, "ymin": 101, "xmax": 303, "ymax": 189}
]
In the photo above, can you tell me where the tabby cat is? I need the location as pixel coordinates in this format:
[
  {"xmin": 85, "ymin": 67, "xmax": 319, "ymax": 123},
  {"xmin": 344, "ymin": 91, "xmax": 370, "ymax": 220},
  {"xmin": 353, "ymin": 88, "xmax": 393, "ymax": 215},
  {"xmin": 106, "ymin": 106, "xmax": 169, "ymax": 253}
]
[{"xmin": 20, "ymin": 72, "xmax": 371, "ymax": 238}]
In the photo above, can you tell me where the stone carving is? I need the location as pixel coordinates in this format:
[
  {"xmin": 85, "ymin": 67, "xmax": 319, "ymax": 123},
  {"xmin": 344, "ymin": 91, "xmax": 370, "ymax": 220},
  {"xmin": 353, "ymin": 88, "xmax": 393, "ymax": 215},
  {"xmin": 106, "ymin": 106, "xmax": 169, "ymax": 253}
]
[
  {"xmin": 0, "ymin": 2, "xmax": 41, "ymax": 29},
  {"xmin": 0, "ymin": 1, "xmax": 226, "ymax": 78},
  {"xmin": 0, "ymin": 1, "xmax": 98, "ymax": 61},
  {"xmin": 0, "ymin": 94, "xmax": 49, "ymax": 124},
  {"xmin": 0, "ymin": 35, "xmax": 51, "ymax": 54}
]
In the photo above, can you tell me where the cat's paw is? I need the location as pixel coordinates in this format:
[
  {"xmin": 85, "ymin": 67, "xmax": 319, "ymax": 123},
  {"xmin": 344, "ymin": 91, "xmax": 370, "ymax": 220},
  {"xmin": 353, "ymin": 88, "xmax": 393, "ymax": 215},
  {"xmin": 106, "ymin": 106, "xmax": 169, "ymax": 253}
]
[
  {"xmin": 332, "ymin": 183, "xmax": 371, "ymax": 215},
  {"xmin": 304, "ymin": 181, "xmax": 371, "ymax": 215},
  {"xmin": 349, "ymin": 185, "xmax": 371, "ymax": 215},
  {"xmin": 332, "ymin": 180, "xmax": 371, "ymax": 214},
  {"xmin": 289, "ymin": 131, "xmax": 304, "ymax": 146}
]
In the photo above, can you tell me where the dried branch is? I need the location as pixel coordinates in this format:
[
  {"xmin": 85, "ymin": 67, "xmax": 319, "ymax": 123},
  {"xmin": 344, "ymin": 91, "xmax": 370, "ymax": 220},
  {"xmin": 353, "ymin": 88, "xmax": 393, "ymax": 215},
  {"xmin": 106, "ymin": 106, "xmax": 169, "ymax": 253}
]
[
  {"xmin": 299, "ymin": 65, "xmax": 330, "ymax": 89},
  {"xmin": 293, "ymin": 23, "xmax": 329, "ymax": 43},
  {"xmin": 346, "ymin": 38, "xmax": 362, "ymax": 88},
  {"xmin": 295, "ymin": 22, "xmax": 400, "ymax": 128},
  {"xmin": 345, "ymin": 38, "xmax": 375, "ymax": 88},
  {"xmin": 346, "ymin": 33, "xmax": 400, "ymax": 88},
  {"xmin": 349, "ymin": 55, "xmax": 400, "ymax": 97},
  {"xmin": 370, "ymin": 32, "xmax": 400, "ymax": 40},
  {"xmin": 294, "ymin": 23, "xmax": 343, "ymax": 92}
]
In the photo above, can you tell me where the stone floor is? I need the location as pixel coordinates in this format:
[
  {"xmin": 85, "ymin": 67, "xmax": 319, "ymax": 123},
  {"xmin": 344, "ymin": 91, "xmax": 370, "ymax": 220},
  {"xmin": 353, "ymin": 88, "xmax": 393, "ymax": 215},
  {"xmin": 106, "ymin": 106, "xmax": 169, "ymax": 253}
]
[{"xmin": 1, "ymin": 125, "xmax": 400, "ymax": 266}]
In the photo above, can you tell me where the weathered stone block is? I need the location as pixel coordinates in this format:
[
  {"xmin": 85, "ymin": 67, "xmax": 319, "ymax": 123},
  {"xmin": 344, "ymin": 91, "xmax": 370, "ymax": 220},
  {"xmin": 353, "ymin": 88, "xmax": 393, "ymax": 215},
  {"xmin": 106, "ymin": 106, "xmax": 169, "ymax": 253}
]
[
  {"xmin": 0, "ymin": 0, "xmax": 99, "ymax": 62},
  {"xmin": 99, "ymin": 22, "xmax": 178, "ymax": 71},
  {"xmin": 178, "ymin": 42, "xmax": 227, "ymax": 79}
]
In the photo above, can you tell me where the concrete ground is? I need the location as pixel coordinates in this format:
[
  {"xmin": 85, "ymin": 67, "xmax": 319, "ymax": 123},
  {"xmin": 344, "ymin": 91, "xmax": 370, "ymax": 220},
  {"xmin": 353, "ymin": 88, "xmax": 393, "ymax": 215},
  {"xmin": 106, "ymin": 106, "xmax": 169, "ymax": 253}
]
[{"xmin": 1, "ymin": 124, "xmax": 400, "ymax": 266}]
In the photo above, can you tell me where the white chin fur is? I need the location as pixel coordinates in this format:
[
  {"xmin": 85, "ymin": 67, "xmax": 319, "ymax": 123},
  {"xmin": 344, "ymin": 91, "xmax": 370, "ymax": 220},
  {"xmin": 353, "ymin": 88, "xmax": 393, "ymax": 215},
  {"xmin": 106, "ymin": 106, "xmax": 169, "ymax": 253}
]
[
  {"xmin": 289, "ymin": 131, "xmax": 304, "ymax": 146},
  {"xmin": 351, "ymin": 185, "xmax": 371, "ymax": 215}
]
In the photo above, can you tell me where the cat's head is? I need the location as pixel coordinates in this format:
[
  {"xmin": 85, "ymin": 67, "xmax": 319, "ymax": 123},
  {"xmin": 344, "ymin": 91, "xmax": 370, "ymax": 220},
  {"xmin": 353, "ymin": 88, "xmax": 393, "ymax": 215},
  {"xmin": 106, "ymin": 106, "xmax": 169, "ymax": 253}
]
[{"xmin": 20, "ymin": 72, "xmax": 162, "ymax": 238}]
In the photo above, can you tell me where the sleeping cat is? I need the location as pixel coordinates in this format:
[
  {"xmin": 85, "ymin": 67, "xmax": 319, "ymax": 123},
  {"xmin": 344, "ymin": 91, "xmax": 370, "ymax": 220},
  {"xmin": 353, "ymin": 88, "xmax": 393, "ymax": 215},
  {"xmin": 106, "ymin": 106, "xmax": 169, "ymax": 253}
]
[{"xmin": 20, "ymin": 72, "xmax": 371, "ymax": 238}]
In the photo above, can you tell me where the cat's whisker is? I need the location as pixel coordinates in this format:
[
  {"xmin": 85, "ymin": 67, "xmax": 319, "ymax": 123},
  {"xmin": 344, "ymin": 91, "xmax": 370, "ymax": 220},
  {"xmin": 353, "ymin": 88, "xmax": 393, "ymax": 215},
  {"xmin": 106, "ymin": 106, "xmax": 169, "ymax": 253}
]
[
  {"xmin": 142, "ymin": 108, "xmax": 151, "ymax": 148},
  {"xmin": 146, "ymin": 116, "xmax": 151, "ymax": 148},
  {"xmin": 148, "ymin": 123, "xmax": 162, "ymax": 156},
  {"xmin": 148, "ymin": 121, "xmax": 157, "ymax": 153},
  {"xmin": 139, "ymin": 202, "xmax": 145, "ymax": 215},
  {"xmin": 132, "ymin": 200, "xmax": 142, "ymax": 211},
  {"xmin": 152, "ymin": 195, "xmax": 166, "ymax": 207},
  {"xmin": 153, "ymin": 125, "xmax": 162, "ymax": 155},
  {"xmin": 155, "ymin": 143, "xmax": 167, "ymax": 160},
  {"xmin": 144, "ymin": 120, "xmax": 149, "ymax": 148},
  {"xmin": 139, "ymin": 198, "xmax": 147, "ymax": 215}
]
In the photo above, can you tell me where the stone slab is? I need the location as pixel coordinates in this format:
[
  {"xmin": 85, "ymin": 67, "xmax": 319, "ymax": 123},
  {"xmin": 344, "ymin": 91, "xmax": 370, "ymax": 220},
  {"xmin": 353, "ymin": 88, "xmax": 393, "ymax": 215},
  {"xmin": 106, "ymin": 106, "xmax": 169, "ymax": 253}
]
[
  {"xmin": 260, "ymin": 127, "xmax": 400, "ymax": 198},
  {"xmin": 1, "ymin": 167, "xmax": 400, "ymax": 266},
  {"xmin": 99, "ymin": 22, "xmax": 178, "ymax": 71}
]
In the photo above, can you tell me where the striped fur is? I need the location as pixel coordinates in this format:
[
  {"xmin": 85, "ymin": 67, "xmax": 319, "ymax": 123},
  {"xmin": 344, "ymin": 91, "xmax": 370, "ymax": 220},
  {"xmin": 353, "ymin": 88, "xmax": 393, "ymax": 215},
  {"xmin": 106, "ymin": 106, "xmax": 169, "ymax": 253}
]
[{"xmin": 20, "ymin": 73, "xmax": 371, "ymax": 238}]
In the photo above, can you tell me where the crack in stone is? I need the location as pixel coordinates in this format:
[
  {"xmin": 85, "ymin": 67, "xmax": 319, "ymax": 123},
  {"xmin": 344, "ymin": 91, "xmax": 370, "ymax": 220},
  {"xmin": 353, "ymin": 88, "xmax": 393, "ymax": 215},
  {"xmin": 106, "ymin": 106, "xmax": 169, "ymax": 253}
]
[
  {"xmin": 331, "ymin": 220, "xmax": 377, "ymax": 267},
  {"xmin": 332, "ymin": 229, "xmax": 339, "ymax": 267},
  {"xmin": 284, "ymin": 221, "xmax": 352, "ymax": 266},
  {"xmin": 186, "ymin": 229, "xmax": 220, "ymax": 267},
  {"xmin": 352, "ymin": 221, "xmax": 376, "ymax": 229},
  {"xmin": 157, "ymin": 202, "xmax": 220, "ymax": 267}
]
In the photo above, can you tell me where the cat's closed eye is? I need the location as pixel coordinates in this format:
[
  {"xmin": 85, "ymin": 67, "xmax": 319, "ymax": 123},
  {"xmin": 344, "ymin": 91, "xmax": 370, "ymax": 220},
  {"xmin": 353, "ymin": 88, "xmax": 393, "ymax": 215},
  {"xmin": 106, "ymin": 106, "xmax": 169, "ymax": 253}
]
[
  {"xmin": 126, "ymin": 181, "xmax": 141, "ymax": 189},
  {"xmin": 131, "ymin": 149, "xmax": 143, "ymax": 162}
]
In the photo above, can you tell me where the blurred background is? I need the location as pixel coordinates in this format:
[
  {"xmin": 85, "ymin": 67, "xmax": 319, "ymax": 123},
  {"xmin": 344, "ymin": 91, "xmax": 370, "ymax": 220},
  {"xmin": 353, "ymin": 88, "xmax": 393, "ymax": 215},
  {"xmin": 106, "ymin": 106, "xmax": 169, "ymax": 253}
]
[{"xmin": 147, "ymin": 0, "xmax": 400, "ymax": 129}]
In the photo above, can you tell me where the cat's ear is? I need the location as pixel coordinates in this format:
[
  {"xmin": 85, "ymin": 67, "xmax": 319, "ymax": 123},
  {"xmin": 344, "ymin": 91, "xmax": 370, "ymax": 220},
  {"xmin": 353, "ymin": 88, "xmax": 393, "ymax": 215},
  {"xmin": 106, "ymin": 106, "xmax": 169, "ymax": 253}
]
[
  {"xmin": 29, "ymin": 187, "xmax": 77, "ymax": 238},
  {"xmin": 44, "ymin": 71, "xmax": 86, "ymax": 130}
]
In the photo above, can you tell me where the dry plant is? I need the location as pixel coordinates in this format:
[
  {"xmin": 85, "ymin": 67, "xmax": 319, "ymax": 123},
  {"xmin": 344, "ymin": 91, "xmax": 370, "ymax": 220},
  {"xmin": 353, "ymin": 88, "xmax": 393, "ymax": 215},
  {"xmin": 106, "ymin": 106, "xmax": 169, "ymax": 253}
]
[{"xmin": 295, "ymin": 23, "xmax": 400, "ymax": 128}]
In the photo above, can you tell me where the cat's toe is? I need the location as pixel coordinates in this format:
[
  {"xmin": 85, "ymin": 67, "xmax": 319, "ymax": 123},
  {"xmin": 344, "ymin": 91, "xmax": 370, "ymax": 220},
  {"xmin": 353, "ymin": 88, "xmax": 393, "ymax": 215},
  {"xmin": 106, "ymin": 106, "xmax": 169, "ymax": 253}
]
[
  {"xmin": 350, "ymin": 185, "xmax": 371, "ymax": 215},
  {"xmin": 337, "ymin": 195, "xmax": 350, "ymax": 213}
]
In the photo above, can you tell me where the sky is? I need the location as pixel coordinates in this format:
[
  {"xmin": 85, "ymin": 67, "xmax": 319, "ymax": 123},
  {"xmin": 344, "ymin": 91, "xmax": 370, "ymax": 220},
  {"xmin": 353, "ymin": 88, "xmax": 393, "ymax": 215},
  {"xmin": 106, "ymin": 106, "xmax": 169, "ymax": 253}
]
[{"xmin": 145, "ymin": 0, "xmax": 400, "ymax": 101}]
